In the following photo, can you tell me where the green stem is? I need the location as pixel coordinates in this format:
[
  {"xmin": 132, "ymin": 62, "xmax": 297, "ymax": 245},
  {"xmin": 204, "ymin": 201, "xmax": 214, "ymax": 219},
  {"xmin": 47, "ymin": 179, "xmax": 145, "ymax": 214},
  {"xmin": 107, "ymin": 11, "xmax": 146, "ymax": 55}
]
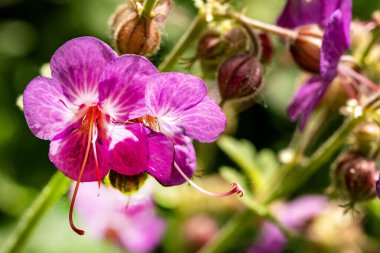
[
  {"xmin": 1, "ymin": 171, "xmax": 71, "ymax": 253},
  {"xmin": 158, "ymin": 14, "xmax": 207, "ymax": 72},
  {"xmin": 141, "ymin": 0, "xmax": 158, "ymax": 18},
  {"xmin": 360, "ymin": 28, "xmax": 380, "ymax": 66}
]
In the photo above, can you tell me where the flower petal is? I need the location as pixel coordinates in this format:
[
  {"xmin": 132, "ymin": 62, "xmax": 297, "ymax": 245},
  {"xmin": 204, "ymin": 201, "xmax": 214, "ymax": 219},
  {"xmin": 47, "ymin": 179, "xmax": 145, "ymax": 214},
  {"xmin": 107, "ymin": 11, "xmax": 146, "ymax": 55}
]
[
  {"xmin": 23, "ymin": 76, "xmax": 77, "ymax": 140},
  {"xmin": 287, "ymin": 77, "xmax": 328, "ymax": 129},
  {"xmin": 49, "ymin": 128, "xmax": 110, "ymax": 182},
  {"xmin": 107, "ymin": 123, "xmax": 150, "ymax": 176},
  {"xmin": 155, "ymin": 135, "xmax": 196, "ymax": 187},
  {"xmin": 320, "ymin": 10, "xmax": 350, "ymax": 81},
  {"xmin": 50, "ymin": 37, "xmax": 117, "ymax": 105},
  {"xmin": 174, "ymin": 97, "xmax": 226, "ymax": 142},
  {"xmin": 277, "ymin": 0, "xmax": 323, "ymax": 29},
  {"xmin": 147, "ymin": 132, "xmax": 174, "ymax": 183},
  {"xmin": 146, "ymin": 72, "xmax": 207, "ymax": 118},
  {"xmin": 99, "ymin": 55, "xmax": 158, "ymax": 121}
]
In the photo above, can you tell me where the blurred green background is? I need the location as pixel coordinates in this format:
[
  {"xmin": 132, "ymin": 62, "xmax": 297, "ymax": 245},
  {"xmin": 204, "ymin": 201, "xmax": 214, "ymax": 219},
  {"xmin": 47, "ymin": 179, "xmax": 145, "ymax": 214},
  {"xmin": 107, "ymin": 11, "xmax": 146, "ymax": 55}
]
[{"xmin": 1, "ymin": 0, "xmax": 380, "ymax": 252}]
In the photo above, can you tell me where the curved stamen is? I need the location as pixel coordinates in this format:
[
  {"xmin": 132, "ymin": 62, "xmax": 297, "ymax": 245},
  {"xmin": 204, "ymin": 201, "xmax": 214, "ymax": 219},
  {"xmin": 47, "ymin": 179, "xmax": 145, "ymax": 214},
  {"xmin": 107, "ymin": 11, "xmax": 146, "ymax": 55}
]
[
  {"xmin": 69, "ymin": 108, "xmax": 97, "ymax": 235},
  {"xmin": 173, "ymin": 162, "xmax": 244, "ymax": 197}
]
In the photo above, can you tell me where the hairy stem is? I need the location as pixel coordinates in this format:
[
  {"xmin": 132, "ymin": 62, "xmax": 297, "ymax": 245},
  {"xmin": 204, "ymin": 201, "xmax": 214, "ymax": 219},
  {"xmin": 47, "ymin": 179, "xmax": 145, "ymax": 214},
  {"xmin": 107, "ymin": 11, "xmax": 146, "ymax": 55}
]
[
  {"xmin": 222, "ymin": 12, "xmax": 297, "ymax": 40},
  {"xmin": 1, "ymin": 172, "xmax": 71, "ymax": 253},
  {"xmin": 141, "ymin": 0, "xmax": 158, "ymax": 18}
]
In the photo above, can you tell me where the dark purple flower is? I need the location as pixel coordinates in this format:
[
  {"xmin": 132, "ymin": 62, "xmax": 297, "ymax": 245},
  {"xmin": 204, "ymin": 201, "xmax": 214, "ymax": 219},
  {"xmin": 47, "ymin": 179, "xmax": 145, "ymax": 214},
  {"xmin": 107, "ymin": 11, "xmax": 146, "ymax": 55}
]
[
  {"xmin": 71, "ymin": 181, "xmax": 166, "ymax": 253},
  {"xmin": 277, "ymin": 0, "xmax": 352, "ymax": 128},
  {"xmin": 247, "ymin": 195, "xmax": 327, "ymax": 253}
]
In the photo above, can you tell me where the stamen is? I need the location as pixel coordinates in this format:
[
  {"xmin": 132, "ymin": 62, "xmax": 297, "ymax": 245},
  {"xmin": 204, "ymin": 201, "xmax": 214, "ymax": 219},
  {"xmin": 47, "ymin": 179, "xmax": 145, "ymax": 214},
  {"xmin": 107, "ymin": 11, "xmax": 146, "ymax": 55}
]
[
  {"xmin": 69, "ymin": 108, "xmax": 96, "ymax": 235},
  {"xmin": 173, "ymin": 162, "xmax": 244, "ymax": 197}
]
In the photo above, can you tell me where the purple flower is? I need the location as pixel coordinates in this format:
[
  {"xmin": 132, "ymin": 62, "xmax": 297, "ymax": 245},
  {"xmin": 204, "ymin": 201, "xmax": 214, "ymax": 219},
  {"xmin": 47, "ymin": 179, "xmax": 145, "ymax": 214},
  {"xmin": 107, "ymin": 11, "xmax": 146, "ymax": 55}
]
[
  {"xmin": 247, "ymin": 195, "xmax": 327, "ymax": 253},
  {"xmin": 277, "ymin": 0, "xmax": 352, "ymax": 127},
  {"xmin": 71, "ymin": 181, "xmax": 166, "ymax": 253},
  {"xmin": 22, "ymin": 36, "xmax": 171, "ymax": 233}
]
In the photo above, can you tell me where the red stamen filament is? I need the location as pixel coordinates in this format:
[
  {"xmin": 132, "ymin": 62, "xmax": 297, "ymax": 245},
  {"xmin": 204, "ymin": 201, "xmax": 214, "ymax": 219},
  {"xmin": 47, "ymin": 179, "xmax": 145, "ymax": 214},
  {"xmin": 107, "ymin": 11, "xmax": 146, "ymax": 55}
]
[
  {"xmin": 173, "ymin": 162, "xmax": 244, "ymax": 197},
  {"xmin": 69, "ymin": 108, "xmax": 97, "ymax": 235}
]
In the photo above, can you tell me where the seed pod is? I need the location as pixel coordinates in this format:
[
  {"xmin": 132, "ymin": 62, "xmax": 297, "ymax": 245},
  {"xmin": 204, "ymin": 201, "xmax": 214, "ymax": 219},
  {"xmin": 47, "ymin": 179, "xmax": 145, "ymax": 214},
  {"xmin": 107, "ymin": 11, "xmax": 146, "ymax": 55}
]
[
  {"xmin": 106, "ymin": 170, "xmax": 148, "ymax": 194},
  {"xmin": 109, "ymin": 3, "xmax": 161, "ymax": 56},
  {"xmin": 290, "ymin": 25, "xmax": 323, "ymax": 74},
  {"xmin": 332, "ymin": 151, "xmax": 377, "ymax": 202},
  {"xmin": 217, "ymin": 54, "xmax": 263, "ymax": 101}
]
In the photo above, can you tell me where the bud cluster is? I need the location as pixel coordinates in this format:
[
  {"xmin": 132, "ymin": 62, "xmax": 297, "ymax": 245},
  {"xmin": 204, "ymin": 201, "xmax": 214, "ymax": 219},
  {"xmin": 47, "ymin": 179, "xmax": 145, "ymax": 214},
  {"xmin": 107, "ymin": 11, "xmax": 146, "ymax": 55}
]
[{"xmin": 195, "ymin": 24, "xmax": 272, "ymax": 103}]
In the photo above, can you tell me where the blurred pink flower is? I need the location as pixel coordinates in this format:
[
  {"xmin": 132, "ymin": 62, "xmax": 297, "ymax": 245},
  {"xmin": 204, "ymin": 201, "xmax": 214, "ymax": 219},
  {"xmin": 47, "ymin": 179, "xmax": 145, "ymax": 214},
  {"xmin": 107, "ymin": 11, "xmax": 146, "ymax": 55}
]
[{"xmin": 71, "ymin": 181, "xmax": 166, "ymax": 253}]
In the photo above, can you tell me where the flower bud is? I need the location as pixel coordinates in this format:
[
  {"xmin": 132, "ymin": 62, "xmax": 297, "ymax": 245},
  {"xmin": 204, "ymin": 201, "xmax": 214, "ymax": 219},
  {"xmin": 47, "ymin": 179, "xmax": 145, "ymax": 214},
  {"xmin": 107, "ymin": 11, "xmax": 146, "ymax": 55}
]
[
  {"xmin": 217, "ymin": 54, "xmax": 263, "ymax": 101},
  {"xmin": 331, "ymin": 151, "xmax": 377, "ymax": 202},
  {"xmin": 290, "ymin": 25, "xmax": 322, "ymax": 74},
  {"xmin": 109, "ymin": 3, "xmax": 161, "ymax": 56},
  {"xmin": 197, "ymin": 31, "xmax": 228, "ymax": 61}
]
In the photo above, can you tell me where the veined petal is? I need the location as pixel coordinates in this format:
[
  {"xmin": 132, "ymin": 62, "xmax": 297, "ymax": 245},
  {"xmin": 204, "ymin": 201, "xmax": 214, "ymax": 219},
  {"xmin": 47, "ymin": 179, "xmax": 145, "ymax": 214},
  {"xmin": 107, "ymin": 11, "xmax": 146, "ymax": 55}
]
[
  {"xmin": 174, "ymin": 97, "xmax": 226, "ymax": 142},
  {"xmin": 147, "ymin": 133, "xmax": 174, "ymax": 183},
  {"xmin": 287, "ymin": 77, "xmax": 328, "ymax": 128},
  {"xmin": 49, "ymin": 128, "xmax": 110, "ymax": 182},
  {"xmin": 146, "ymin": 72, "xmax": 207, "ymax": 118},
  {"xmin": 23, "ymin": 76, "xmax": 77, "ymax": 140},
  {"xmin": 99, "ymin": 55, "xmax": 158, "ymax": 121},
  {"xmin": 50, "ymin": 37, "xmax": 117, "ymax": 105},
  {"xmin": 320, "ymin": 10, "xmax": 350, "ymax": 81},
  {"xmin": 155, "ymin": 135, "xmax": 196, "ymax": 187},
  {"xmin": 107, "ymin": 123, "xmax": 149, "ymax": 176}
]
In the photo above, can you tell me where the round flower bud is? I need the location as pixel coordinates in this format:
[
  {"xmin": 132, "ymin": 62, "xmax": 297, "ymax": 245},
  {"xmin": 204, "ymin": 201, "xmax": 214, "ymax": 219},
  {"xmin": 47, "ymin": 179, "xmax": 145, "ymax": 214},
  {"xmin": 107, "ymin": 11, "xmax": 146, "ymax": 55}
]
[
  {"xmin": 109, "ymin": 4, "xmax": 161, "ymax": 56},
  {"xmin": 290, "ymin": 25, "xmax": 323, "ymax": 74},
  {"xmin": 331, "ymin": 151, "xmax": 377, "ymax": 203},
  {"xmin": 217, "ymin": 54, "xmax": 263, "ymax": 101}
]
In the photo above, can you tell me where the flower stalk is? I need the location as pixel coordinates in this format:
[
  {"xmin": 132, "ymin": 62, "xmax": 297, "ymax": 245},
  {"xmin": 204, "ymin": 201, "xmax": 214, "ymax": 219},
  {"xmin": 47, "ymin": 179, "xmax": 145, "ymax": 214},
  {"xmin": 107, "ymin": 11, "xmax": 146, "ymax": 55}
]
[
  {"xmin": 141, "ymin": 0, "xmax": 158, "ymax": 18},
  {"xmin": 1, "ymin": 171, "xmax": 71, "ymax": 253}
]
